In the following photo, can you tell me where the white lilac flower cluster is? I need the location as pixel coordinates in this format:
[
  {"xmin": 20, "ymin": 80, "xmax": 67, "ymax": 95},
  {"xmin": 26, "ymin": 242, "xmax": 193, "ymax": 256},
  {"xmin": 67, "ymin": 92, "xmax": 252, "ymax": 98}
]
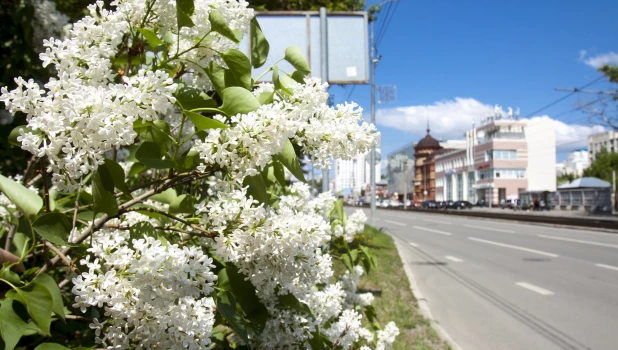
[
  {"xmin": 72, "ymin": 213, "xmax": 218, "ymax": 349},
  {"xmin": 194, "ymin": 182, "xmax": 398, "ymax": 349},
  {"xmin": 333, "ymin": 209, "xmax": 368, "ymax": 242},
  {"xmin": 0, "ymin": 0, "xmax": 253, "ymax": 191},
  {"xmin": 193, "ymin": 77, "xmax": 378, "ymax": 180}
]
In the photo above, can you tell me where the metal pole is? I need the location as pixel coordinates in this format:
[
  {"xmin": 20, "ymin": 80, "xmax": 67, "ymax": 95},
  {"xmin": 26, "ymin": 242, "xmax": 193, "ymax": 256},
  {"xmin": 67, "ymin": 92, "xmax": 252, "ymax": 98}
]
[
  {"xmin": 612, "ymin": 170, "xmax": 616, "ymax": 212},
  {"xmin": 369, "ymin": 19, "xmax": 377, "ymax": 226},
  {"xmin": 320, "ymin": 7, "xmax": 330, "ymax": 194},
  {"xmin": 403, "ymin": 158, "xmax": 408, "ymax": 209}
]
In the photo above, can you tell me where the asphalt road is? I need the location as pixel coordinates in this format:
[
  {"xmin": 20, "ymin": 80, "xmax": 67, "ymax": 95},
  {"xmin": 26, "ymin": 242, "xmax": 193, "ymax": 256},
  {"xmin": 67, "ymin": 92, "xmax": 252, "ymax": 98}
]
[{"xmin": 347, "ymin": 208, "xmax": 618, "ymax": 350}]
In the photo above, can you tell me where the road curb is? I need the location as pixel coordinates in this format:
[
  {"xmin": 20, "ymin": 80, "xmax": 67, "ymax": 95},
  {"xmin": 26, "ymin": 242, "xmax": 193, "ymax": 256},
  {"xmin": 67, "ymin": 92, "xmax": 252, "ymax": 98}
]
[{"xmin": 390, "ymin": 234, "xmax": 464, "ymax": 350}]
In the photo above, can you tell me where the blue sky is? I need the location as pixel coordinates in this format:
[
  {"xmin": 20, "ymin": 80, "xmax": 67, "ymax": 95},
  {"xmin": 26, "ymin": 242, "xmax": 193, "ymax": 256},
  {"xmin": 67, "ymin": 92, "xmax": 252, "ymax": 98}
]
[{"xmin": 328, "ymin": 0, "xmax": 618, "ymax": 163}]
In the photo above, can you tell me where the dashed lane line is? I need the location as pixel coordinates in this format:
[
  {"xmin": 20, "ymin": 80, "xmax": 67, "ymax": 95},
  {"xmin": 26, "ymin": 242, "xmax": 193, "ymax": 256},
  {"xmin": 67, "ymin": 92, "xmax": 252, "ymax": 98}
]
[
  {"xmin": 464, "ymin": 224, "xmax": 516, "ymax": 233},
  {"xmin": 445, "ymin": 255, "xmax": 463, "ymax": 263},
  {"xmin": 539, "ymin": 235, "xmax": 618, "ymax": 249},
  {"xmin": 596, "ymin": 263, "xmax": 618, "ymax": 271},
  {"xmin": 468, "ymin": 237, "xmax": 559, "ymax": 258},
  {"xmin": 413, "ymin": 226, "xmax": 453, "ymax": 236},
  {"xmin": 384, "ymin": 219, "xmax": 406, "ymax": 226},
  {"xmin": 516, "ymin": 282, "xmax": 554, "ymax": 296}
]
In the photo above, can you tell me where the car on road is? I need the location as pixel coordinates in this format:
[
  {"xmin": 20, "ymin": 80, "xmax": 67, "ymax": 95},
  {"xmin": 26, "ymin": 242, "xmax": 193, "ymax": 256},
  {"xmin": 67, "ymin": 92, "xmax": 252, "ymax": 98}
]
[
  {"xmin": 377, "ymin": 200, "xmax": 389, "ymax": 208},
  {"xmin": 422, "ymin": 200, "xmax": 438, "ymax": 209},
  {"xmin": 388, "ymin": 199, "xmax": 403, "ymax": 208},
  {"xmin": 500, "ymin": 199, "xmax": 518, "ymax": 209},
  {"xmin": 446, "ymin": 200, "xmax": 473, "ymax": 209}
]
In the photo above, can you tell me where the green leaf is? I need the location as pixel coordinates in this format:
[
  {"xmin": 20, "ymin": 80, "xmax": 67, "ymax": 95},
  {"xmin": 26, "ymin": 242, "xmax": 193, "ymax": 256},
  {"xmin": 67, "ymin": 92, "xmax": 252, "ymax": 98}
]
[
  {"xmin": 220, "ymin": 87, "xmax": 261, "ymax": 117},
  {"xmin": 341, "ymin": 254, "xmax": 353, "ymax": 272},
  {"xmin": 129, "ymin": 221, "xmax": 157, "ymax": 242},
  {"xmin": 136, "ymin": 120, "xmax": 174, "ymax": 153},
  {"xmin": 92, "ymin": 171, "xmax": 118, "ymax": 217},
  {"xmin": 32, "ymin": 273, "xmax": 65, "ymax": 320},
  {"xmin": 349, "ymin": 249, "xmax": 359, "ymax": 264},
  {"xmin": 8, "ymin": 126, "xmax": 33, "ymax": 147},
  {"xmin": 102, "ymin": 159, "xmax": 131, "ymax": 196},
  {"xmin": 209, "ymin": 9, "xmax": 240, "ymax": 43},
  {"xmin": 205, "ymin": 61, "xmax": 226, "ymax": 95},
  {"xmin": 308, "ymin": 329, "xmax": 325, "ymax": 350},
  {"xmin": 284, "ymin": 46, "xmax": 311, "ymax": 74},
  {"xmin": 242, "ymin": 174, "xmax": 267, "ymax": 203},
  {"xmin": 277, "ymin": 293, "xmax": 312, "ymax": 315},
  {"xmin": 273, "ymin": 140, "xmax": 306, "ymax": 182},
  {"xmin": 257, "ymin": 91, "xmax": 274, "ymax": 105},
  {"xmin": 176, "ymin": 0, "xmax": 194, "ymax": 28},
  {"xmin": 0, "ymin": 174, "xmax": 43, "ymax": 220},
  {"xmin": 135, "ymin": 142, "xmax": 174, "ymax": 169},
  {"xmin": 184, "ymin": 110, "xmax": 227, "ymax": 131},
  {"xmin": 0, "ymin": 265, "xmax": 21, "ymax": 285},
  {"xmin": 0, "ymin": 299, "xmax": 28, "ymax": 350},
  {"xmin": 34, "ymin": 343, "xmax": 71, "ymax": 350},
  {"xmin": 175, "ymin": 150, "xmax": 201, "ymax": 172},
  {"xmin": 272, "ymin": 66, "xmax": 291, "ymax": 95},
  {"xmin": 169, "ymin": 194, "xmax": 196, "ymax": 215},
  {"xmin": 250, "ymin": 17, "xmax": 269, "ymax": 68},
  {"xmin": 216, "ymin": 291, "xmax": 248, "ymax": 343},
  {"xmin": 272, "ymin": 161, "xmax": 286, "ymax": 186},
  {"xmin": 221, "ymin": 49, "xmax": 252, "ymax": 90},
  {"xmin": 7, "ymin": 282, "xmax": 53, "ymax": 335},
  {"xmin": 32, "ymin": 213, "xmax": 73, "ymax": 247},
  {"xmin": 290, "ymin": 70, "xmax": 308, "ymax": 84},
  {"xmin": 149, "ymin": 188, "xmax": 178, "ymax": 204},
  {"xmin": 136, "ymin": 27, "xmax": 164, "ymax": 48},
  {"xmin": 335, "ymin": 198, "xmax": 346, "ymax": 226},
  {"xmin": 175, "ymin": 85, "xmax": 217, "ymax": 110}
]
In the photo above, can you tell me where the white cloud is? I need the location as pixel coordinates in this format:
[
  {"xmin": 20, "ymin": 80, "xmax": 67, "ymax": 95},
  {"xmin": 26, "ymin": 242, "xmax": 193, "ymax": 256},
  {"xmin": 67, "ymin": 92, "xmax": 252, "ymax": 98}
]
[
  {"xmin": 376, "ymin": 98, "xmax": 604, "ymax": 153},
  {"xmin": 583, "ymin": 51, "xmax": 618, "ymax": 69},
  {"xmin": 527, "ymin": 115, "xmax": 604, "ymax": 151},
  {"xmin": 376, "ymin": 97, "xmax": 494, "ymax": 140}
]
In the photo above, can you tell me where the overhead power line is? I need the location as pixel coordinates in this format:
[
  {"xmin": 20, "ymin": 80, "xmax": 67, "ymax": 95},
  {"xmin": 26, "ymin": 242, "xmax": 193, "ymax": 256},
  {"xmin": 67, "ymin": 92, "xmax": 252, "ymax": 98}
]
[
  {"xmin": 523, "ymin": 76, "xmax": 605, "ymax": 119},
  {"xmin": 554, "ymin": 96, "xmax": 609, "ymax": 120},
  {"xmin": 375, "ymin": 1, "xmax": 400, "ymax": 47}
]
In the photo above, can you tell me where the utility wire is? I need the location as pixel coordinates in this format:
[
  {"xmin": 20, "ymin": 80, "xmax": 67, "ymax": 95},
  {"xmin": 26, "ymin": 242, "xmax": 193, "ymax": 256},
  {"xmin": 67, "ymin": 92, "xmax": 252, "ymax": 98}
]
[
  {"xmin": 344, "ymin": 85, "xmax": 357, "ymax": 102},
  {"xmin": 554, "ymin": 96, "xmax": 609, "ymax": 120},
  {"xmin": 374, "ymin": 2, "xmax": 393, "ymax": 44},
  {"xmin": 376, "ymin": 1, "xmax": 400, "ymax": 47},
  {"xmin": 523, "ymin": 76, "xmax": 605, "ymax": 119}
]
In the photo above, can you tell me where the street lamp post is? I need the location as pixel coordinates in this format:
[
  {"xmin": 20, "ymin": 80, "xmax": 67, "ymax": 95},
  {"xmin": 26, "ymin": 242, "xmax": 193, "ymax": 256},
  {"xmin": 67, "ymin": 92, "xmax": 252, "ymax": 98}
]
[{"xmin": 369, "ymin": 0, "xmax": 398, "ymax": 226}]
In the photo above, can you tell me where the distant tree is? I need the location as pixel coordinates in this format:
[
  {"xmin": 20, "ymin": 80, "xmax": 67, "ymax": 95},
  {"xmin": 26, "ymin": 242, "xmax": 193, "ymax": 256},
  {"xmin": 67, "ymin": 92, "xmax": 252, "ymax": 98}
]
[
  {"xmin": 247, "ymin": 0, "xmax": 364, "ymax": 11},
  {"xmin": 582, "ymin": 64, "xmax": 618, "ymax": 130},
  {"xmin": 583, "ymin": 149, "xmax": 618, "ymax": 183},
  {"xmin": 557, "ymin": 173, "xmax": 576, "ymax": 185}
]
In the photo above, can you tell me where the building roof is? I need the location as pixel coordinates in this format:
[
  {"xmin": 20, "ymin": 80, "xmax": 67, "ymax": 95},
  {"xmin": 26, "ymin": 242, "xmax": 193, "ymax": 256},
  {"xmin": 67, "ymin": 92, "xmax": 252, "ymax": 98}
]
[
  {"xmin": 415, "ymin": 127, "xmax": 441, "ymax": 149},
  {"xmin": 557, "ymin": 177, "xmax": 611, "ymax": 189}
]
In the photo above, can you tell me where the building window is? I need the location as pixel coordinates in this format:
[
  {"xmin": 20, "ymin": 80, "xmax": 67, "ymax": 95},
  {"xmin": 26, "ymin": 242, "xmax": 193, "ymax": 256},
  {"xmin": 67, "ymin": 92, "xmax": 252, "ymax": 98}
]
[
  {"xmin": 457, "ymin": 174, "xmax": 464, "ymax": 200},
  {"xmin": 446, "ymin": 176, "xmax": 453, "ymax": 201},
  {"xmin": 468, "ymin": 172, "xmax": 475, "ymax": 201},
  {"xmin": 487, "ymin": 150, "xmax": 517, "ymax": 160}
]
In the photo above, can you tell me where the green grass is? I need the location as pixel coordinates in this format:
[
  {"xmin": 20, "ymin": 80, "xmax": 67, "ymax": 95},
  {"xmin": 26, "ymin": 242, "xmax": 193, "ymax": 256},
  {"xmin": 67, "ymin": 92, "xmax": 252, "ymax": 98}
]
[{"xmin": 343, "ymin": 225, "xmax": 451, "ymax": 350}]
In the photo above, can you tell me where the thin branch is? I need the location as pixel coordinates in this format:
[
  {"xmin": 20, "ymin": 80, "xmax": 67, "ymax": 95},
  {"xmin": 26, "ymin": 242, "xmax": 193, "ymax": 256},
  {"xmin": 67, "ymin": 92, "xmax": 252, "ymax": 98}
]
[
  {"xmin": 65, "ymin": 314, "xmax": 93, "ymax": 322},
  {"xmin": 26, "ymin": 174, "xmax": 42, "ymax": 187},
  {"xmin": 40, "ymin": 160, "xmax": 51, "ymax": 213},
  {"xmin": 38, "ymin": 172, "xmax": 204, "ymax": 274},
  {"xmin": 4, "ymin": 223, "xmax": 16, "ymax": 251},
  {"xmin": 22, "ymin": 155, "xmax": 39, "ymax": 185},
  {"xmin": 44, "ymin": 241, "xmax": 81, "ymax": 274},
  {"xmin": 124, "ymin": 207, "xmax": 214, "ymax": 237}
]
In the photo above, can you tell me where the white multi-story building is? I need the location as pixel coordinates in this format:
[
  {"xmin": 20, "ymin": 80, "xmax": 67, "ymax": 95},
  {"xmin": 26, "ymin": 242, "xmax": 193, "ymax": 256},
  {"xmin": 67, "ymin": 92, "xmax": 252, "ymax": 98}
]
[
  {"xmin": 556, "ymin": 149, "xmax": 589, "ymax": 177},
  {"xmin": 588, "ymin": 130, "xmax": 618, "ymax": 162},
  {"xmin": 435, "ymin": 114, "xmax": 556, "ymax": 205},
  {"xmin": 334, "ymin": 140, "xmax": 381, "ymax": 195}
]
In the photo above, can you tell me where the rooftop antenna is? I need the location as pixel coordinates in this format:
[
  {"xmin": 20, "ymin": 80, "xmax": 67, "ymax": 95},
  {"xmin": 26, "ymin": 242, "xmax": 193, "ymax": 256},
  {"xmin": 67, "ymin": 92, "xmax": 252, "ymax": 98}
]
[{"xmin": 426, "ymin": 118, "xmax": 430, "ymax": 135}]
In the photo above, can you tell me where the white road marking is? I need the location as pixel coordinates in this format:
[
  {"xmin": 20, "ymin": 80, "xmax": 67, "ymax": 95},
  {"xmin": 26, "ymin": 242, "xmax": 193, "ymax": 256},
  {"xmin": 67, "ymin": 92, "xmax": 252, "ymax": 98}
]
[
  {"xmin": 596, "ymin": 263, "xmax": 618, "ymax": 271},
  {"xmin": 516, "ymin": 282, "xmax": 554, "ymax": 296},
  {"xmin": 464, "ymin": 224, "xmax": 515, "ymax": 233},
  {"xmin": 408, "ymin": 241, "xmax": 419, "ymax": 248},
  {"xmin": 413, "ymin": 226, "xmax": 452, "ymax": 236},
  {"xmin": 539, "ymin": 235, "xmax": 618, "ymax": 249},
  {"xmin": 385, "ymin": 219, "xmax": 406, "ymax": 226},
  {"xmin": 445, "ymin": 255, "xmax": 463, "ymax": 262},
  {"xmin": 423, "ymin": 218, "xmax": 452, "ymax": 225},
  {"xmin": 468, "ymin": 237, "xmax": 559, "ymax": 258}
]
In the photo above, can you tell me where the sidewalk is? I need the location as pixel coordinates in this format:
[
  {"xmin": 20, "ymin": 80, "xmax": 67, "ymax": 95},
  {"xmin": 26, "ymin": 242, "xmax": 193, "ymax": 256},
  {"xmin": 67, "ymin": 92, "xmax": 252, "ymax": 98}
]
[{"xmin": 470, "ymin": 207, "xmax": 618, "ymax": 221}]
